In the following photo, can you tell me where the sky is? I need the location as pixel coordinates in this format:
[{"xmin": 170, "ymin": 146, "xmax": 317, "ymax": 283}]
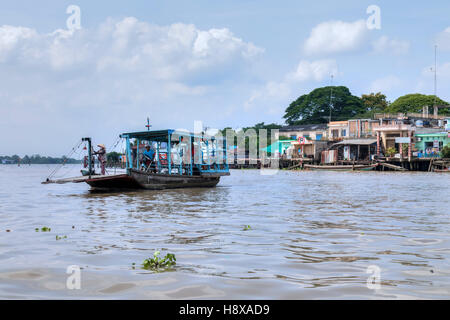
[{"xmin": 1, "ymin": 0, "xmax": 450, "ymax": 156}]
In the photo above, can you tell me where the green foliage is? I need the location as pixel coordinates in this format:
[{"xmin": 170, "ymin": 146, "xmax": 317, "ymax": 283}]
[
  {"xmin": 0, "ymin": 154, "xmax": 80, "ymax": 164},
  {"xmin": 243, "ymin": 225, "xmax": 251, "ymax": 231},
  {"xmin": 36, "ymin": 226, "xmax": 51, "ymax": 232},
  {"xmin": 56, "ymin": 235, "xmax": 67, "ymax": 240},
  {"xmin": 402, "ymin": 143, "xmax": 409, "ymax": 154},
  {"xmin": 142, "ymin": 251, "xmax": 176, "ymax": 270},
  {"xmin": 441, "ymin": 145, "xmax": 450, "ymax": 158},
  {"xmin": 385, "ymin": 147, "xmax": 397, "ymax": 157},
  {"xmin": 360, "ymin": 92, "xmax": 390, "ymax": 117},
  {"xmin": 388, "ymin": 94, "xmax": 450, "ymax": 114},
  {"xmin": 106, "ymin": 152, "xmax": 122, "ymax": 163},
  {"xmin": 283, "ymin": 86, "xmax": 365, "ymax": 125}
]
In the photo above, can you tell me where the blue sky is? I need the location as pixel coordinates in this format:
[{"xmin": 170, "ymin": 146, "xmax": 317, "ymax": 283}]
[{"xmin": 1, "ymin": 0, "xmax": 450, "ymax": 156}]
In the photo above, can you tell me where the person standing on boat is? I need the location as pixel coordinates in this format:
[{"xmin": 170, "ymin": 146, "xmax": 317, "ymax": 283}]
[
  {"xmin": 94, "ymin": 144, "xmax": 106, "ymax": 175},
  {"xmin": 143, "ymin": 145, "xmax": 155, "ymax": 170}
]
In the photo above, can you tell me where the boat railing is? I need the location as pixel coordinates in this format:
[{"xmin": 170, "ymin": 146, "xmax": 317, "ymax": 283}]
[{"xmin": 121, "ymin": 129, "xmax": 230, "ymax": 177}]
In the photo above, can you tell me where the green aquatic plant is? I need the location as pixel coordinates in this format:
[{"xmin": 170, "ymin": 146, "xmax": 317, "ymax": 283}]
[
  {"xmin": 36, "ymin": 227, "xmax": 51, "ymax": 232},
  {"xmin": 142, "ymin": 251, "xmax": 176, "ymax": 270},
  {"xmin": 56, "ymin": 235, "xmax": 67, "ymax": 240},
  {"xmin": 243, "ymin": 225, "xmax": 251, "ymax": 231}
]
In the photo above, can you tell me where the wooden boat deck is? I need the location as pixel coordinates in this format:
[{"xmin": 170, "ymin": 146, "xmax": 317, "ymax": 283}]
[
  {"xmin": 378, "ymin": 162, "xmax": 408, "ymax": 171},
  {"xmin": 42, "ymin": 174, "xmax": 128, "ymax": 184}
]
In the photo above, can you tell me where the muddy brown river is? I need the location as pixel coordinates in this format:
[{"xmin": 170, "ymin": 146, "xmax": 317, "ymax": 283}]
[{"xmin": 0, "ymin": 165, "xmax": 449, "ymax": 299}]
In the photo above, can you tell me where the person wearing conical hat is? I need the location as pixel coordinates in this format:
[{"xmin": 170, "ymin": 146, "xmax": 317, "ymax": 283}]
[{"xmin": 93, "ymin": 144, "xmax": 106, "ymax": 175}]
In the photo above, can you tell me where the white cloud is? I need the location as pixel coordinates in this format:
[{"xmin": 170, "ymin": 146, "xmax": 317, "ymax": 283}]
[
  {"xmin": 303, "ymin": 20, "xmax": 368, "ymax": 55},
  {"xmin": 421, "ymin": 62, "xmax": 450, "ymax": 78},
  {"xmin": 369, "ymin": 75, "xmax": 402, "ymax": 93},
  {"xmin": 244, "ymin": 59, "xmax": 338, "ymax": 112},
  {"xmin": 287, "ymin": 59, "xmax": 338, "ymax": 82},
  {"xmin": 372, "ymin": 36, "xmax": 410, "ymax": 55},
  {"xmin": 0, "ymin": 18, "xmax": 263, "ymax": 76},
  {"xmin": 436, "ymin": 27, "xmax": 450, "ymax": 51},
  {"xmin": 416, "ymin": 62, "xmax": 450, "ymax": 98},
  {"xmin": 0, "ymin": 25, "xmax": 37, "ymax": 62},
  {"xmin": 0, "ymin": 18, "xmax": 264, "ymax": 155},
  {"xmin": 245, "ymin": 81, "xmax": 292, "ymax": 111}
]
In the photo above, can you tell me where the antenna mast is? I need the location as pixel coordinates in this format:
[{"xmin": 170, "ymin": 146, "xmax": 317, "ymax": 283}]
[
  {"xmin": 434, "ymin": 45, "xmax": 437, "ymax": 107},
  {"xmin": 329, "ymin": 74, "xmax": 334, "ymax": 123}
]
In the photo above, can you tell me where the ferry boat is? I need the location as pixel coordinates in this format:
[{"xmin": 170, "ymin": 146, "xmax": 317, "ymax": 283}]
[{"xmin": 43, "ymin": 129, "xmax": 230, "ymax": 190}]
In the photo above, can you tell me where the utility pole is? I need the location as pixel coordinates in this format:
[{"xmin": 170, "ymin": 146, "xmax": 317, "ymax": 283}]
[
  {"xmin": 329, "ymin": 74, "xmax": 334, "ymax": 123},
  {"xmin": 434, "ymin": 45, "xmax": 437, "ymax": 107},
  {"xmin": 82, "ymin": 137, "xmax": 92, "ymax": 179}
]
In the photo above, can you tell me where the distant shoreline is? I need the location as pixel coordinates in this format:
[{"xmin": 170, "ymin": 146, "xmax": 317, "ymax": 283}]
[{"xmin": 0, "ymin": 155, "xmax": 81, "ymax": 165}]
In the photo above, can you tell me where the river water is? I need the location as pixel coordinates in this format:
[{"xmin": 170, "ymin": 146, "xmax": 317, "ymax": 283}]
[{"xmin": 0, "ymin": 164, "xmax": 449, "ymax": 299}]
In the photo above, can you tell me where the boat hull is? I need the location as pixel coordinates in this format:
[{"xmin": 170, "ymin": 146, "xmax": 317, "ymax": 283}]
[
  {"xmin": 84, "ymin": 169, "xmax": 226, "ymax": 190},
  {"xmin": 304, "ymin": 164, "xmax": 378, "ymax": 171},
  {"xmin": 129, "ymin": 169, "xmax": 222, "ymax": 190},
  {"xmin": 85, "ymin": 174, "xmax": 142, "ymax": 190},
  {"xmin": 433, "ymin": 169, "xmax": 450, "ymax": 173}
]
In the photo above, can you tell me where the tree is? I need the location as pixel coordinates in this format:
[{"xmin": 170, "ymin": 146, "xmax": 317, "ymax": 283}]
[
  {"xmin": 107, "ymin": 151, "xmax": 122, "ymax": 163},
  {"xmin": 441, "ymin": 145, "xmax": 450, "ymax": 159},
  {"xmin": 360, "ymin": 92, "xmax": 389, "ymax": 117},
  {"xmin": 387, "ymin": 94, "xmax": 450, "ymax": 114},
  {"xmin": 283, "ymin": 86, "xmax": 365, "ymax": 125}
]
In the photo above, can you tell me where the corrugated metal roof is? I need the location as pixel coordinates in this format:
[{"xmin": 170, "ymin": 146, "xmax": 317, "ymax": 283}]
[
  {"xmin": 415, "ymin": 127, "xmax": 446, "ymax": 134},
  {"xmin": 332, "ymin": 139, "xmax": 377, "ymax": 146},
  {"xmin": 279, "ymin": 124, "xmax": 328, "ymax": 132}
]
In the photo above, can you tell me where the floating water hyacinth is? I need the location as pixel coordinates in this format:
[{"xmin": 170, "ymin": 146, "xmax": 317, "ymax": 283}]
[
  {"xmin": 141, "ymin": 250, "xmax": 176, "ymax": 270},
  {"xmin": 36, "ymin": 227, "xmax": 51, "ymax": 232},
  {"xmin": 243, "ymin": 225, "xmax": 251, "ymax": 231}
]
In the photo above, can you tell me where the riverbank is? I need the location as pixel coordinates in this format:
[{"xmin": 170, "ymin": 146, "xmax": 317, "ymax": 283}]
[{"xmin": 230, "ymin": 158, "xmax": 450, "ymax": 172}]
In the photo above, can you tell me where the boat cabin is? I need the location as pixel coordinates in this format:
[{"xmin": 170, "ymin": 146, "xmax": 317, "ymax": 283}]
[{"xmin": 120, "ymin": 129, "xmax": 229, "ymax": 177}]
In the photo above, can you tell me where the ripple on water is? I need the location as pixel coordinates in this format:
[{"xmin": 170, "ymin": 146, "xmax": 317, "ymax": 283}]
[{"xmin": 0, "ymin": 165, "xmax": 449, "ymax": 299}]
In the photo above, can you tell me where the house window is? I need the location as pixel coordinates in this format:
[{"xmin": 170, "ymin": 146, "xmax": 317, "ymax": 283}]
[
  {"xmin": 332, "ymin": 129, "xmax": 339, "ymax": 138},
  {"xmin": 316, "ymin": 134, "xmax": 323, "ymax": 140},
  {"xmin": 341, "ymin": 129, "xmax": 346, "ymax": 137},
  {"xmin": 290, "ymin": 135, "xmax": 297, "ymax": 140}
]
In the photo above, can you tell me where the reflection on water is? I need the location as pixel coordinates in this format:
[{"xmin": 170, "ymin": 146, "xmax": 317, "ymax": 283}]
[{"xmin": 0, "ymin": 164, "xmax": 449, "ymax": 299}]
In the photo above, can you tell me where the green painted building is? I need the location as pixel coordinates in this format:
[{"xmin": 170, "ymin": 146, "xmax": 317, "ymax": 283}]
[
  {"xmin": 261, "ymin": 140, "xmax": 296, "ymax": 155},
  {"xmin": 415, "ymin": 132, "xmax": 450, "ymax": 157}
]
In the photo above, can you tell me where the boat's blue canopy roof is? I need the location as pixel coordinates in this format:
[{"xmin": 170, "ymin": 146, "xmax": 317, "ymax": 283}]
[
  {"xmin": 120, "ymin": 130, "xmax": 175, "ymax": 142},
  {"xmin": 120, "ymin": 129, "xmax": 225, "ymax": 142}
]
